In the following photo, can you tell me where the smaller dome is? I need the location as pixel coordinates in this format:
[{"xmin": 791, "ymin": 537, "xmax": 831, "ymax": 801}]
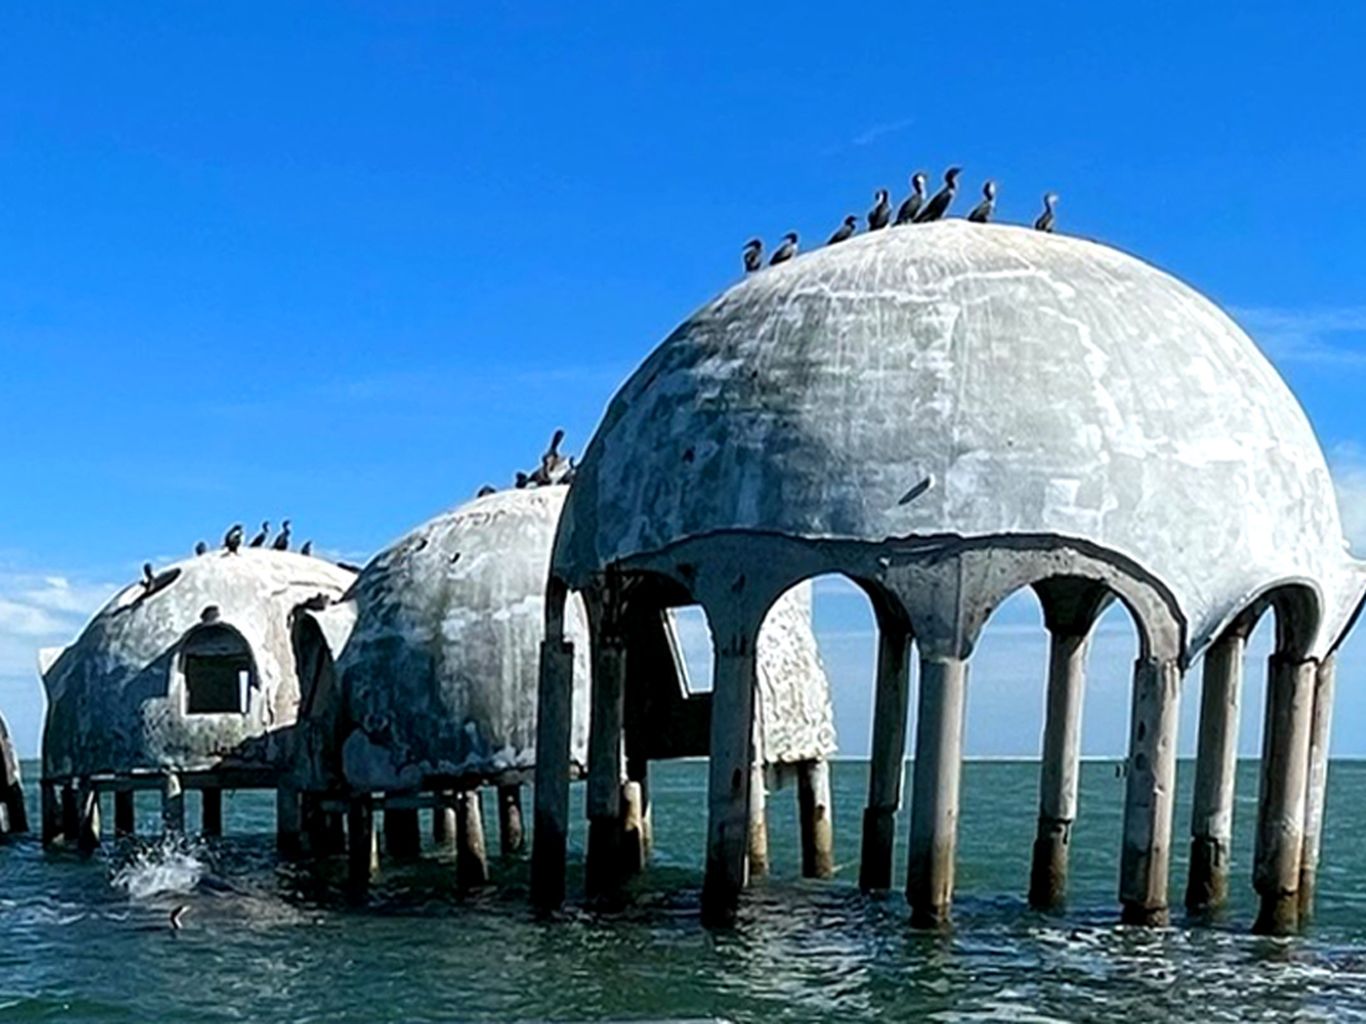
[{"xmin": 41, "ymin": 549, "xmax": 355, "ymax": 778}]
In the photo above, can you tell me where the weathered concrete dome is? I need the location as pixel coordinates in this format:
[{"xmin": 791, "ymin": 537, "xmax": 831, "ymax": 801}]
[
  {"xmin": 40, "ymin": 549, "xmax": 355, "ymax": 779},
  {"xmin": 556, "ymin": 221, "xmax": 1365, "ymax": 657},
  {"xmin": 302, "ymin": 485, "xmax": 835, "ymax": 792}
]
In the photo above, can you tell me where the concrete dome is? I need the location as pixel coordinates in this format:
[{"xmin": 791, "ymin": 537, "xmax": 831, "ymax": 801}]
[
  {"xmin": 40, "ymin": 549, "xmax": 355, "ymax": 779},
  {"xmin": 556, "ymin": 221, "xmax": 1365, "ymax": 656}
]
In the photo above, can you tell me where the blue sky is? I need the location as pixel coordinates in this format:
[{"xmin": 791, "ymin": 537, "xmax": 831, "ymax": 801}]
[{"xmin": 2, "ymin": 3, "xmax": 1364, "ymax": 757}]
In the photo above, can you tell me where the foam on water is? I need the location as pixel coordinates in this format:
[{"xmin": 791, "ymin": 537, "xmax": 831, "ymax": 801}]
[{"xmin": 110, "ymin": 836, "xmax": 207, "ymax": 899}]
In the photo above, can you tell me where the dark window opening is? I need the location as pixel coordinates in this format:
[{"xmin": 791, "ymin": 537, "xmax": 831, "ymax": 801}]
[{"xmin": 183, "ymin": 626, "xmax": 253, "ymax": 714}]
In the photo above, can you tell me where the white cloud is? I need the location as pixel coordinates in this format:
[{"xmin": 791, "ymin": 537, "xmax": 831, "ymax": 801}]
[
  {"xmin": 0, "ymin": 569, "xmax": 117, "ymax": 677},
  {"xmin": 1232, "ymin": 306, "xmax": 1366, "ymax": 366}
]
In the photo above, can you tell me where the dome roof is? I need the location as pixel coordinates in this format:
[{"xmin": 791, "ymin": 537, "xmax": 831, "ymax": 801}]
[
  {"xmin": 556, "ymin": 221, "xmax": 1364, "ymax": 655},
  {"xmin": 41, "ymin": 549, "xmax": 355, "ymax": 777}
]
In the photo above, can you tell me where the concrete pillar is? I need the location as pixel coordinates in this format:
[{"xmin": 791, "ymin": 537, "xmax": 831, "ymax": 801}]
[
  {"xmin": 75, "ymin": 780, "xmax": 100, "ymax": 853},
  {"xmin": 497, "ymin": 784, "xmax": 525, "ymax": 857},
  {"xmin": 114, "ymin": 790, "xmax": 136, "ymax": 838},
  {"xmin": 162, "ymin": 774, "xmax": 185, "ymax": 833},
  {"xmin": 300, "ymin": 793, "xmax": 326, "ymax": 856},
  {"xmin": 798, "ymin": 759, "xmax": 835, "ymax": 880},
  {"xmin": 432, "ymin": 794, "xmax": 457, "ymax": 853},
  {"xmin": 701, "ymin": 624, "xmax": 759, "ymax": 927},
  {"xmin": 531, "ymin": 639, "xmax": 575, "ymax": 911},
  {"xmin": 860, "ymin": 622, "xmax": 912, "ymax": 891},
  {"xmin": 1185, "ymin": 629, "xmax": 1246, "ymax": 914},
  {"xmin": 41, "ymin": 780, "xmax": 62, "ymax": 846},
  {"xmin": 1029, "ymin": 629, "xmax": 1089, "ymax": 910},
  {"xmin": 1300, "ymin": 654, "xmax": 1336, "ymax": 922},
  {"xmin": 276, "ymin": 786, "xmax": 302, "ymax": 857},
  {"xmin": 61, "ymin": 783, "xmax": 79, "ymax": 842},
  {"xmin": 456, "ymin": 790, "xmax": 489, "ymax": 888},
  {"xmin": 1253, "ymin": 655, "xmax": 1317, "ymax": 934},
  {"xmin": 347, "ymin": 795, "xmax": 378, "ymax": 888},
  {"xmin": 384, "ymin": 805, "xmax": 422, "ymax": 860},
  {"xmin": 202, "ymin": 788, "xmax": 223, "ymax": 837},
  {"xmin": 622, "ymin": 781, "xmax": 647, "ymax": 876},
  {"xmin": 747, "ymin": 763, "xmax": 769, "ymax": 880},
  {"xmin": 1119, "ymin": 657, "xmax": 1181, "ymax": 925},
  {"xmin": 585, "ymin": 631, "xmax": 627, "ymax": 901},
  {"xmin": 3, "ymin": 781, "xmax": 28, "ymax": 835},
  {"xmin": 906, "ymin": 654, "xmax": 968, "ymax": 927}
]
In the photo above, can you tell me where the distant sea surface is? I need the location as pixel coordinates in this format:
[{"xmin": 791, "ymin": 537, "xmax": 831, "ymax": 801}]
[{"xmin": 4, "ymin": 759, "xmax": 1366, "ymax": 1023}]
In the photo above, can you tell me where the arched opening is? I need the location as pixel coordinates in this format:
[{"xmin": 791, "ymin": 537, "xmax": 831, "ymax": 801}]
[{"xmin": 180, "ymin": 624, "xmax": 255, "ymax": 715}]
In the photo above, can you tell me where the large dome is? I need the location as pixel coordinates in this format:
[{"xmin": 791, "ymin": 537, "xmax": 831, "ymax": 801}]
[{"xmin": 556, "ymin": 221, "xmax": 1364, "ymax": 656}]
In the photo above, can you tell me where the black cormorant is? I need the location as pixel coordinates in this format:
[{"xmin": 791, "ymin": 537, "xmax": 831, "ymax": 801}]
[
  {"xmin": 271, "ymin": 520, "xmax": 291, "ymax": 551},
  {"xmin": 827, "ymin": 215, "xmax": 857, "ymax": 245},
  {"xmin": 914, "ymin": 167, "xmax": 962, "ymax": 222},
  {"xmin": 142, "ymin": 563, "xmax": 155, "ymax": 590},
  {"xmin": 477, "ymin": 484, "xmax": 496, "ymax": 497},
  {"xmin": 224, "ymin": 524, "xmax": 244, "ymax": 554},
  {"xmin": 867, "ymin": 189, "xmax": 892, "ymax": 231},
  {"xmin": 248, "ymin": 521, "xmax": 269, "ymax": 548},
  {"xmin": 515, "ymin": 471, "xmax": 530, "ymax": 489},
  {"xmin": 895, "ymin": 172, "xmax": 928, "ymax": 225},
  {"xmin": 1034, "ymin": 192, "xmax": 1058, "ymax": 233},
  {"xmin": 769, "ymin": 232, "xmax": 799, "ymax": 265},
  {"xmin": 194, "ymin": 541, "xmax": 208, "ymax": 556},
  {"xmin": 966, "ymin": 180, "xmax": 997, "ymax": 223},
  {"xmin": 742, "ymin": 238, "xmax": 764, "ymax": 273},
  {"xmin": 300, "ymin": 540, "xmax": 313, "ymax": 557},
  {"xmin": 531, "ymin": 429, "xmax": 574, "ymax": 486}
]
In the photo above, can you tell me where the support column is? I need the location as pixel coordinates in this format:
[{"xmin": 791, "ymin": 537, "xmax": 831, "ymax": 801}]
[
  {"xmin": 162, "ymin": 774, "xmax": 185, "ymax": 833},
  {"xmin": 1300, "ymin": 654, "xmax": 1336, "ymax": 922},
  {"xmin": 747, "ymin": 763, "xmax": 769, "ymax": 880},
  {"xmin": 3, "ymin": 781, "xmax": 27, "ymax": 835},
  {"xmin": 1253, "ymin": 654, "xmax": 1316, "ymax": 934},
  {"xmin": 202, "ymin": 788, "xmax": 223, "ymax": 837},
  {"xmin": 42, "ymin": 781, "xmax": 63, "ymax": 846},
  {"xmin": 301, "ymin": 793, "xmax": 327, "ymax": 856},
  {"xmin": 346, "ymin": 795, "xmax": 378, "ymax": 888},
  {"xmin": 114, "ymin": 790, "xmax": 136, "ymax": 838},
  {"xmin": 621, "ymin": 755, "xmax": 651, "ymax": 875},
  {"xmin": 531, "ymin": 638, "xmax": 575, "ymax": 911},
  {"xmin": 61, "ymin": 783, "xmax": 78, "ymax": 842},
  {"xmin": 906, "ymin": 654, "xmax": 968, "ymax": 927},
  {"xmin": 860, "ymin": 622, "xmax": 912, "ymax": 891},
  {"xmin": 701, "ymin": 623, "xmax": 760, "ymax": 927},
  {"xmin": 1185, "ymin": 629, "xmax": 1247, "ymax": 914},
  {"xmin": 432, "ymin": 793, "xmax": 457, "ymax": 853},
  {"xmin": 75, "ymin": 779, "xmax": 100, "ymax": 853},
  {"xmin": 1119, "ymin": 657, "xmax": 1181, "ymax": 926},
  {"xmin": 497, "ymin": 784, "xmax": 525, "ymax": 857},
  {"xmin": 384, "ymin": 805, "xmax": 422, "ymax": 860},
  {"xmin": 1029, "ymin": 629, "xmax": 1089, "ymax": 910},
  {"xmin": 798, "ymin": 759, "xmax": 834, "ymax": 879},
  {"xmin": 276, "ymin": 786, "xmax": 302, "ymax": 857},
  {"xmin": 456, "ymin": 789, "xmax": 490, "ymax": 888},
  {"xmin": 585, "ymin": 629, "xmax": 627, "ymax": 902}
]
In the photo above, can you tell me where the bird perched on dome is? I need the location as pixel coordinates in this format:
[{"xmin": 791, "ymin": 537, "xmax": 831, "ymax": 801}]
[
  {"xmin": 769, "ymin": 232, "xmax": 799, "ymax": 265},
  {"xmin": 194, "ymin": 541, "xmax": 208, "ymax": 556},
  {"xmin": 742, "ymin": 239, "xmax": 764, "ymax": 273},
  {"xmin": 300, "ymin": 540, "xmax": 314, "ymax": 557},
  {"xmin": 1034, "ymin": 192, "xmax": 1059, "ymax": 233},
  {"xmin": 530, "ymin": 429, "xmax": 575, "ymax": 486},
  {"xmin": 967, "ymin": 180, "xmax": 997, "ymax": 223},
  {"xmin": 248, "ymin": 521, "xmax": 269, "ymax": 548},
  {"xmin": 827, "ymin": 215, "xmax": 857, "ymax": 245},
  {"xmin": 476, "ymin": 484, "xmax": 497, "ymax": 497},
  {"xmin": 271, "ymin": 520, "xmax": 291, "ymax": 551},
  {"xmin": 914, "ymin": 166, "xmax": 961, "ymax": 222},
  {"xmin": 142, "ymin": 563, "xmax": 155, "ymax": 591},
  {"xmin": 223, "ymin": 524, "xmax": 244, "ymax": 554},
  {"xmin": 867, "ymin": 189, "xmax": 892, "ymax": 231},
  {"xmin": 895, "ymin": 172, "xmax": 928, "ymax": 225}
]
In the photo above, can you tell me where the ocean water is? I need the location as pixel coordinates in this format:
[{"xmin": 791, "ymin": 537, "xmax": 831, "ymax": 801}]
[{"xmin": 3, "ymin": 759, "xmax": 1366, "ymax": 1023}]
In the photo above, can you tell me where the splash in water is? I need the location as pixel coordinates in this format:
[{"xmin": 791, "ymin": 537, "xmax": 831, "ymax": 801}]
[{"xmin": 110, "ymin": 836, "xmax": 208, "ymax": 899}]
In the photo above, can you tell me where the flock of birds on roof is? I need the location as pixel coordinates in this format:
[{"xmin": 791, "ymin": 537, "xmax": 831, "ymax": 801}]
[
  {"xmin": 741, "ymin": 167, "xmax": 1060, "ymax": 272},
  {"xmin": 475, "ymin": 429, "xmax": 577, "ymax": 498}
]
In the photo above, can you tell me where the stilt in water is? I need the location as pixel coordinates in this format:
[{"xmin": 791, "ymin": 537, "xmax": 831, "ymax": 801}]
[
  {"xmin": 1119, "ymin": 657, "xmax": 1182, "ymax": 926},
  {"xmin": 531, "ymin": 637, "xmax": 576, "ymax": 911},
  {"xmin": 1300, "ymin": 654, "xmax": 1337, "ymax": 922},
  {"xmin": 585, "ymin": 622, "xmax": 627, "ymax": 902},
  {"xmin": 202, "ymin": 788, "xmax": 223, "ymax": 837},
  {"xmin": 433, "ymin": 793, "xmax": 457, "ymax": 853},
  {"xmin": 114, "ymin": 790, "xmax": 136, "ymax": 838},
  {"xmin": 860, "ymin": 620, "xmax": 911, "ymax": 890},
  {"xmin": 276, "ymin": 786, "xmax": 302, "ymax": 857},
  {"xmin": 61, "ymin": 783, "xmax": 79, "ymax": 843},
  {"xmin": 798, "ymin": 759, "xmax": 834, "ymax": 879},
  {"xmin": 747, "ymin": 763, "xmax": 769, "ymax": 880},
  {"xmin": 497, "ymin": 784, "xmax": 524, "ymax": 857},
  {"xmin": 384, "ymin": 805, "xmax": 422, "ymax": 860},
  {"xmin": 162, "ymin": 773, "xmax": 185, "ymax": 833},
  {"xmin": 456, "ymin": 790, "xmax": 490, "ymax": 888},
  {"xmin": 41, "ymin": 781, "xmax": 62, "ymax": 845},
  {"xmin": 906, "ymin": 654, "xmax": 969, "ymax": 927},
  {"xmin": 1186, "ymin": 624, "xmax": 1249, "ymax": 914},
  {"xmin": 347, "ymin": 795, "xmax": 378, "ymax": 889},
  {"xmin": 75, "ymin": 779, "xmax": 100, "ymax": 853},
  {"xmin": 1253, "ymin": 654, "xmax": 1316, "ymax": 934}
]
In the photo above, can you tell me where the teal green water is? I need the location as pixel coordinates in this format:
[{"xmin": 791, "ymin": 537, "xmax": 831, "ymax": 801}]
[{"xmin": 4, "ymin": 759, "xmax": 1366, "ymax": 1022}]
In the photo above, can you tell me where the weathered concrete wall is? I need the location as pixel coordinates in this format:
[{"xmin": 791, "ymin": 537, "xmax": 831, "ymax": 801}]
[
  {"xmin": 41, "ymin": 550, "xmax": 355, "ymax": 779},
  {"xmin": 0, "ymin": 711, "xmax": 24, "ymax": 834},
  {"xmin": 553, "ymin": 221, "xmax": 1364, "ymax": 661}
]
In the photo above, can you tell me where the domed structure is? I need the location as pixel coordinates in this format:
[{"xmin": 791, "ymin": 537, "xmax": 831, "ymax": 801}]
[
  {"xmin": 292, "ymin": 484, "xmax": 836, "ymax": 887},
  {"xmin": 534, "ymin": 221, "xmax": 1366, "ymax": 931},
  {"xmin": 0, "ymin": 711, "xmax": 25, "ymax": 836},
  {"xmin": 39, "ymin": 548, "xmax": 355, "ymax": 846}
]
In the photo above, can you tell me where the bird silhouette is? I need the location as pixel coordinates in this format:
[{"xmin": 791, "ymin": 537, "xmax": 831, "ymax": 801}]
[
  {"xmin": 248, "ymin": 521, "xmax": 269, "ymax": 548},
  {"xmin": 966, "ymin": 180, "xmax": 997, "ymax": 223},
  {"xmin": 867, "ymin": 189, "xmax": 892, "ymax": 230},
  {"xmin": 223, "ymin": 524, "xmax": 244, "ymax": 554},
  {"xmin": 300, "ymin": 540, "xmax": 314, "ymax": 557},
  {"xmin": 142, "ymin": 563, "xmax": 155, "ymax": 590},
  {"xmin": 827, "ymin": 215, "xmax": 857, "ymax": 245},
  {"xmin": 742, "ymin": 238, "xmax": 764, "ymax": 273},
  {"xmin": 1034, "ymin": 192, "xmax": 1058, "ymax": 232},
  {"xmin": 271, "ymin": 520, "xmax": 291, "ymax": 551},
  {"xmin": 769, "ymin": 232, "xmax": 799, "ymax": 265},
  {"xmin": 194, "ymin": 541, "xmax": 208, "ymax": 556},
  {"xmin": 895, "ymin": 172, "xmax": 929, "ymax": 225},
  {"xmin": 914, "ymin": 167, "xmax": 962, "ymax": 222}
]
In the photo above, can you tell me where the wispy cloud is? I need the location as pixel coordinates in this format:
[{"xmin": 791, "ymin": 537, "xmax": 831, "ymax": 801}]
[
  {"xmin": 1331, "ymin": 442, "xmax": 1366, "ymax": 556},
  {"xmin": 1232, "ymin": 306, "xmax": 1366, "ymax": 367},
  {"xmin": 0, "ymin": 570, "xmax": 117, "ymax": 678},
  {"xmin": 849, "ymin": 116, "xmax": 915, "ymax": 148}
]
